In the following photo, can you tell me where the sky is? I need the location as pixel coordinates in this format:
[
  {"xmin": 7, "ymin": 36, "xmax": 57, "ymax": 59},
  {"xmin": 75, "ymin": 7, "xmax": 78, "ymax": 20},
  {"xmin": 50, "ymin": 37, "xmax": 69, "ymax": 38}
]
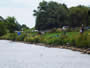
[{"xmin": 0, "ymin": 0, "xmax": 90, "ymax": 28}]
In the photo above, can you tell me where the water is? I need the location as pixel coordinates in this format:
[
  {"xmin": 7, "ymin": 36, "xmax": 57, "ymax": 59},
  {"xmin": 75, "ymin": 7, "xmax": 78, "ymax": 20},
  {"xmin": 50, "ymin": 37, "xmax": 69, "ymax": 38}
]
[{"xmin": 0, "ymin": 40, "xmax": 90, "ymax": 68}]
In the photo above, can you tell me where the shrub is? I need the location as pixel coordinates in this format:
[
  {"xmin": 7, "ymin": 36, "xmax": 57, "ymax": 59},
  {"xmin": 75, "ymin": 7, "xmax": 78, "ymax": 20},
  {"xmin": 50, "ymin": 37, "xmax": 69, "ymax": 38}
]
[
  {"xmin": 16, "ymin": 33, "xmax": 26, "ymax": 41},
  {"xmin": 24, "ymin": 35, "xmax": 40, "ymax": 43},
  {"xmin": 0, "ymin": 22, "xmax": 7, "ymax": 36},
  {"xmin": 24, "ymin": 36, "xmax": 34, "ymax": 42},
  {"xmin": 0, "ymin": 33, "xmax": 17, "ymax": 40},
  {"xmin": 76, "ymin": 40, "xmax": 88, "ymax": 48},
  {"xmin": 8, "ymin": 33, "xmax": 17, "ymax": 40},
  {"xmin": 75, "ymin": 33, "xmax": 89, "ymax": 48},
  {"xmin": 69, "ymin": 39, "xmax": 76, "ymax": 46},
  {"xmin": 0, "ymin": 33, "xmax": 10, "ymax": 39},
  {"xmin": 44, "ymin": 35, "xmax": 69, "ymax": 45},
  {"xmin": 46, "ymin": 37, "xmax": 62, "ymax": 45},
  {"xmin": 88, "ymin": 40, "xmax": 90, "ymax": 48}
]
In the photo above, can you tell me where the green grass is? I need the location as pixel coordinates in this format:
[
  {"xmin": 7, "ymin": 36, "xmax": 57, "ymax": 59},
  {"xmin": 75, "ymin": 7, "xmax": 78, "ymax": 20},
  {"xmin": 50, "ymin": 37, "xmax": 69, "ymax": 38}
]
[
  {"xmin": 66, "ymin": 32, "xmax": 79, "ymax": 39},
  {"xmin": 42, "ymin": 32, "xmax": 79, "ymax": 40},
  {"xmin": 42, "ymin": 32, "xmax": 61, "ymax": 38},
  {"xmin": 1, "ymin": 31, "xmax": 90, "ymax": 48}
]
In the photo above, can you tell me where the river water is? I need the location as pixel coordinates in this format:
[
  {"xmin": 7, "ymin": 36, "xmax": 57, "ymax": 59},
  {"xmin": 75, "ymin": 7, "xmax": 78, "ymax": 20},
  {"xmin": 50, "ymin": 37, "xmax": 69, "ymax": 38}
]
[{"xmin": 0, "ymin": 40, "xmax": 90, "ymax": 68}]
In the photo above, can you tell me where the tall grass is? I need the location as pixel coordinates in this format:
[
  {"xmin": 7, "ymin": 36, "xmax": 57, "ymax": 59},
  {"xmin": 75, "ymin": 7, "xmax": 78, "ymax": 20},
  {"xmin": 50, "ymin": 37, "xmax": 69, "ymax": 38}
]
[{"xmin": 0, "ymin": 31, "xmax": 90, "ymax": 48}]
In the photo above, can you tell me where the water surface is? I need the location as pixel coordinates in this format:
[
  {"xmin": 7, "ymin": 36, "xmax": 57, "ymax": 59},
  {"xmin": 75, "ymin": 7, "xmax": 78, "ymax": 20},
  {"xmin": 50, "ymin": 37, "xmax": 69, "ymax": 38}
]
[{"xmin": 0, "ymin": 40, "xmax": 90, "ymax": 68}]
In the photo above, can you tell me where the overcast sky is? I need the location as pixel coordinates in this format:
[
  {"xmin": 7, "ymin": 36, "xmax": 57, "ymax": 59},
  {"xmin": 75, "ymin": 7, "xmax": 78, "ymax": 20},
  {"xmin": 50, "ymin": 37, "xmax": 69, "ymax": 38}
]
[{"xmin": 0, "ymin": 0, "xmax": 90, "ymax": 28}]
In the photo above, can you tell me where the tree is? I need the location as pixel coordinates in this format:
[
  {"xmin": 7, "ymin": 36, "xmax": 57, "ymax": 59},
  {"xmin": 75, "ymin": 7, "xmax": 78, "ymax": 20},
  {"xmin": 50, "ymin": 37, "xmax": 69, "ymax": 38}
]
[
  {"xmin": 21, "ymin": 24, "xmax": 29, "ymax": 31},
  {"xmin": 69, "ymin": 6, "xmax": 88, "ymax": 27},
  {"xmin": 0, "ymin": 22, "xmax": 7, "ymax": 36},
  {"xmin": 5, "ymin": 16, "xmax": 21, "ymax": 32},
  {"xmin": 33, "ymin": 1, "xmax": 68, "ymax": 30},
  {"xmin": 34, "ymin": 1, "xmax": 48, "ymax": 30},
  {"xmin": 0, "ymin": 16, "xmax": 5, "ymax": 22},
  {"xmin": 34, "ymin": 1, "xmax": 89, "ymax": 30}
]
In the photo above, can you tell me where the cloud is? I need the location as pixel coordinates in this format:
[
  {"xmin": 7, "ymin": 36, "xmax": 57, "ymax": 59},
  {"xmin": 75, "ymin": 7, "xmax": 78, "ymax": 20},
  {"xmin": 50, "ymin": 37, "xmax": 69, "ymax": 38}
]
[
  {"xmin": 45, "ymin": 0, "xmax": 90, "ymax": 7},
  {"xmin": 64, "ymin": 0, "xmax": 90, "ymax": 7},
  {"xmin": 0, "ymin": 8, "xmax": 35, "ymax": 28}
]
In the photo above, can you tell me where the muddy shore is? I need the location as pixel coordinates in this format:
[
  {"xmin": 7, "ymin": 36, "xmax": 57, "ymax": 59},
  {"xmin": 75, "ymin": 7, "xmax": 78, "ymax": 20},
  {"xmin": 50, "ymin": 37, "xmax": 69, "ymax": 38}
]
[
  {"xmin": 0, "ymin": 39, "xmax": 90, "ymax": 54},
  {"xmin": 35, "ymin": 43, "xmax": 90, "ymax": 54}
]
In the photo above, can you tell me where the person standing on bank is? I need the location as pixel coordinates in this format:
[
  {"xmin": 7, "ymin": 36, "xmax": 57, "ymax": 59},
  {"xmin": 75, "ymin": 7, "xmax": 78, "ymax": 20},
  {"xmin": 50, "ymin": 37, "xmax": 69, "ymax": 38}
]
[{"xmin": 80, "ymin": 24, "xmax": 84, "ymax": 34}]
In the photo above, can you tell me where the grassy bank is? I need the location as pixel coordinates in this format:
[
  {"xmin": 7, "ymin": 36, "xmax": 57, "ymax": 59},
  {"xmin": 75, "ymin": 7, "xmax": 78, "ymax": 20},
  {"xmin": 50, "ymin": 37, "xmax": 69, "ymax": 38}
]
[{"xmin": 0, "ymin": 31, "xmax": 90, "ymax": 54}]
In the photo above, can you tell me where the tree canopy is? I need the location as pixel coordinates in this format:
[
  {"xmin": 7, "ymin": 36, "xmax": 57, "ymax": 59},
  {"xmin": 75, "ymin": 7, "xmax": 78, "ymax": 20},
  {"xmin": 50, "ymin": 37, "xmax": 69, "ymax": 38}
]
[
  {"xmin": 0, "ymin": 22, "xmax": 7, "ymax": 36},
  {"xmin": 33, "ymin": 1, "xmax": 89, "ymax": 30},
  {"xmin": 0, "ymin": 16, "xmax": 29, "ymax": 36},
  {"xmin": 5, "ymin": 16, "xmax": 22, "ymax": 33},
  {"xmin": 69, "ymin": 6, "xmax": 88, "ymax": 27}
]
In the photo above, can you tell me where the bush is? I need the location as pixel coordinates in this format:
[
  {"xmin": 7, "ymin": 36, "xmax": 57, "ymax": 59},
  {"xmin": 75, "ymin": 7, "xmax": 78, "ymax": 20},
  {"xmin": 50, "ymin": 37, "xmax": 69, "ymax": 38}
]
[
  {"xmin": 69, "ymin": 39, "xmax": 76, "ymax": 46},
  {"xmin": 76, "ymin": 40, "xmax": 88, "ymax": 48},
  {"xmin": 46, "ymin": 37, "xmax": 63, "ymax": 45},
  {"xmin": 8, "ymin": 33, "xmax": 17, "ymax": 40},
  {"xmin": 16, "ymin": 33, "xmax": 26, "ymax": 41},
  {"xmin": 87, "ymin": 40, "xmax": 90, "ymax": 48},
  {"xmin": 0, "ymin": 22, "xmax": 7, "ymax": 36},
  {"xmin": 0, "ymin": 34, "xmax": 9, "ymax": 39},
  {"xmin": 24, "ymin": 35, "xmax": 40, "ymax": 43},
  {"xmin": 75, "ymin": 33, "xmax": 89, "ymax": 48},
  {"xmin": 42, "ymin": 34, "xmax": 69, "ymax": 45},
  {"xmin": 0, "ymin": 33, "xmax": 17, "ymax": 40}
]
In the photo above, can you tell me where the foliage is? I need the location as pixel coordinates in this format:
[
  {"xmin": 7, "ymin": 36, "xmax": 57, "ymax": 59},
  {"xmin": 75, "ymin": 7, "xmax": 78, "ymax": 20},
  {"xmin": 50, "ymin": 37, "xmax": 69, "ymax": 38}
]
[
  {"xmin": 0, "ymin": 22, "xmax": 7, "ymax": 36},
  {"xmin": 0, "ymin": 33, "xmax": 17, "ymax": 40},
  {"xmin": 16, "ymin": 33, "xmax": 26, "ymax": 41},
  {"xmin": 0, "ymin": 16, "xmax": 29, "ymax": 36},
  {"xmin": 0, "ymin": 1, "xmax": 90, "ymax": 49},
  {"xmin": 75, "ymin": 34, "xmax": 88, "ymax": 48},
  {"xmin": 69, "ymin": 6, "xmax": 88, "ymax": 27},
  {"xmin": 5, "ymin": 16, "xmax": 21, "ymax": 33},
  {"xmin": 34, "ymin": 1, "xmax": 68, "ymax": 30},
  {"xmin": 24, "ymin": 35, "xmax": 40, "ymax": 43},
  {"xmin": 34, "ymin": 1, "xmax": 88, "ymax": 30},
  {"xmin": 1, "ymin": 31, "xmax": 90, "ymax": 48},
  {"xmin": 21, "ymin": 24, "xmax": 29, "ymax": 31}
]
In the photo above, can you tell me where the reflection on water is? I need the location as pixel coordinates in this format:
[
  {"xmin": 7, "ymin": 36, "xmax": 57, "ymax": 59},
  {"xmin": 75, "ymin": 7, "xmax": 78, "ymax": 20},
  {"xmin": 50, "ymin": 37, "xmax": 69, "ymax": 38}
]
[{"xmin": 0, "ymin": 40, "xmax": 90, "ymax": 68}]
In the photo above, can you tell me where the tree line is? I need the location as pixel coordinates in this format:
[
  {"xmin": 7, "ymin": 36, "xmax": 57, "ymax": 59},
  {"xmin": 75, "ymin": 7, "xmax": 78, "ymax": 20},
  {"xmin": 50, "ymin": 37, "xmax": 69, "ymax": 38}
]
[
  {"xmin": 33, "ymin": 1, "xmax": 89, "ymax": 30},
  {"xmin": 0, "ymin": 16, "xmax": 29, "ymax": 36}
]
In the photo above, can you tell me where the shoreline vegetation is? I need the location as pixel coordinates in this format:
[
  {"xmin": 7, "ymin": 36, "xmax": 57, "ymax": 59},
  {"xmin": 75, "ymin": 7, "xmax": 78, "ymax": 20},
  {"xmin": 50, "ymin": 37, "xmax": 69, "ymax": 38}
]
[
  {"xmin": 0, "ymin": 39, "xmax": 90, "ymax": 54},
  {"xmin": 0, "ymin": 1, "xmax": 90, "ymax": 54},
  {"xmin": 35, "ymin": 43, "xmax": 90, "ymax": 54},
  {"xmin": 0, "ymin": 30, "xmax": 90, "ymax": 54}
]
